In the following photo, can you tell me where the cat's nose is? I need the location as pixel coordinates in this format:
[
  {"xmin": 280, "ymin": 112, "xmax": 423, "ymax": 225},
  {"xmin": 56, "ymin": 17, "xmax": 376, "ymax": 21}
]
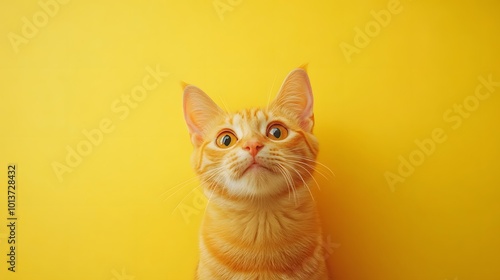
[{"xmin": 243, "ymin": 141, "xmax": 264, "ymax": 157}]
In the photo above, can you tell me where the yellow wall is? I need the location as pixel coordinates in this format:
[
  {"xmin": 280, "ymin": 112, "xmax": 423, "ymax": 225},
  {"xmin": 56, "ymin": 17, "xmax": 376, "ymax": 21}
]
[{"xmin": 1, "ymin": 0, "xmax": 499, "ymax": 279}]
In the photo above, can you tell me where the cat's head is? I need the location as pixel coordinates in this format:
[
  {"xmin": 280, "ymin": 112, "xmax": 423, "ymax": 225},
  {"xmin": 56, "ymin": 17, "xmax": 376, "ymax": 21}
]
[{"xmin": 183, "ymin": 67, "xmax": 319, "ymax": 198}]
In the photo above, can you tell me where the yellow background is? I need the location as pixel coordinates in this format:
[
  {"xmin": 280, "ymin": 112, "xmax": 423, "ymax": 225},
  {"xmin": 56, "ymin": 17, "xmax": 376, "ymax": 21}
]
[{"xmin": 1, "ymin": 0, "xmax": 499, "ymax": 279}]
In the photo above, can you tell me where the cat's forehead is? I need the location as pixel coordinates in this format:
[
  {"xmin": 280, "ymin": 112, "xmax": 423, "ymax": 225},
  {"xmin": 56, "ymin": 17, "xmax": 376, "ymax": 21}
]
[
  {"xmin": 223, "ymin": 108, "xmax": 275, "ymax": 135},
  {"xmin": 230, "ymin": 108, "xmax": 268, "ymax": 124}
]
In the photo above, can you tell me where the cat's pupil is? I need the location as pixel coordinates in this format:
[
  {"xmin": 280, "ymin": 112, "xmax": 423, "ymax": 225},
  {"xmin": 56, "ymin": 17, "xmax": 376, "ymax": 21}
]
[
  {"xmin": 222, "ymin": 135, "xmax": 231, "ymax": 146},
  {"xmin": 271, "ymin": 128, "xmax": 281, "ymax": 138}
]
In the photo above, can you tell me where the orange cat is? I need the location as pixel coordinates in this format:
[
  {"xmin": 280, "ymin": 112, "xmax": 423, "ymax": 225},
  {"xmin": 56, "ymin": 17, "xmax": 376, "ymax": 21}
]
[{"xmin": 183, "ymin": 67, "xmax": 329, "ymax": 279}]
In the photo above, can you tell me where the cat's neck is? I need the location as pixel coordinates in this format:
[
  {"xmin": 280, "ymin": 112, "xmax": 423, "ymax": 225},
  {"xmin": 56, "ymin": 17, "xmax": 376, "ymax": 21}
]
[
  {"xmin": 200, "ymin": 183, "xmax": 322, "ymax": 248},
  {"xmin": 203, "ymin": 182, "xmax": 317, "ymax": 214}
]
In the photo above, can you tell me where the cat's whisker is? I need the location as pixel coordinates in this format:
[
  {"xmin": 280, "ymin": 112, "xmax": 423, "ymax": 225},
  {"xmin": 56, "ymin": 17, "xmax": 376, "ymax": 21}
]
[
  {"xmin": 170, "ymin": 184, "xmax": 203, "ymax": 216},
  {"xmin": 276, "ymin": 164, "xmax": 294, "ymax": 201},
  {"xmin": 163, "ymin": 169, "xmax": 219, "ymax": 203},
  {"xmin": 291, "ymin": 152, "xmax": 335, "ymax": 176},
  {"xmin": 290, "ymin": 164, "xmax": 329, "ymax": 187},
  {"xmin": 285, "ymin": 160, "xmax": 321, "ymax": 191},
  {"xmin": 311, "ymin": 161, "xmax": 336, "ymax": 177},
  {"xmin": 284, "ymin": 154, "xmax": 336, "ymax": 178},
  {"xmin": 170, "ymin": 169, "xmax": 223, "ymax": 215},
  {"xmin": 277, "ymin": 163, "xmax": 293, "ymax": 202},
  {"xmin": 281, "ymin": 161, "xmax": 315, "ymax": 202},
  {"xmin": 265, "ymin": 72, "xmax": 278, "ymax": 111},
  {"xmin": 160, "ymin": 174, "xmax": 200, "ymax": 198},
  {"xmin": 171, "ymin": 180, "xmax": 216, "ymax": 218},
  {"xmin": 274, "ymin": 165, "xmax": 288, "ymax": 199},
  {"xmin": 283, "ymin": 158, "xmax": 330, "ymax": 181},
  {"xmin": 201, "ymin": 181, "xmax": 217, "ymax": 223},
  {"xmin": 162, "ymin": 180, "xmax": 198, "ymax": 203},
  {"xmin": 276, "ymin": 153, "xmax": 330, "ymax": 181},
  {"xmin": 285, "ymin": 164, "xmax": 299, "ymax": 205},
  {"xmin": 160, "ymin": 166, "xmax": 224, "ymax": 202},
  {"xmin": 217, "ymin": 95, "xmax": 232, "ymax": 113}
]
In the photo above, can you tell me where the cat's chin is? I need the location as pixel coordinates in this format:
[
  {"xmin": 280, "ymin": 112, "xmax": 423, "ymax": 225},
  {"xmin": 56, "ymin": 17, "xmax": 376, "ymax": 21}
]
[{"xmin": 224, "ymin": 170, "xmax": 289, "ymax": 198}]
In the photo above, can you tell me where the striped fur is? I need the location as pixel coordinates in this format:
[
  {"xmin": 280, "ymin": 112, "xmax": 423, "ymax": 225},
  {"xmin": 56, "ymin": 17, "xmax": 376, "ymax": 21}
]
[{"xmin": 184, "ymin": 68, "xmax": 329, "ymax": 279}]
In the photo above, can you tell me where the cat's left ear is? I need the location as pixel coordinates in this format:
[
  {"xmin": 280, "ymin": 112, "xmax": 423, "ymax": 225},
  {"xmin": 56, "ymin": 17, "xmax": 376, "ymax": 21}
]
[
  {"xmin": 183, "ymin": 85, "xmax": 224, "ymax": 146},
  {"xmin": 270, "ymin": 67, "xmax": 314, "ymax": 132}
]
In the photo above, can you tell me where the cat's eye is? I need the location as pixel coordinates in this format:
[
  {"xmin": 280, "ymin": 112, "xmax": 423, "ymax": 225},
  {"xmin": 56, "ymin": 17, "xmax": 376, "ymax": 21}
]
[
  {"xmin": 216, "ymin": 131, "xmax": 238, "ymax": 148},
  {"xmin": 267, "ymin": 123, "xmax": 288, "ymax": 140}
]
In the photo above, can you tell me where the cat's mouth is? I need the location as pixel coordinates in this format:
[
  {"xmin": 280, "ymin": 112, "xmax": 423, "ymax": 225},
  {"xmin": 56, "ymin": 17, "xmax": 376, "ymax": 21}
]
[{"xmin": 242, "ymin": 161, "xmax": 271, "ymax": 175}]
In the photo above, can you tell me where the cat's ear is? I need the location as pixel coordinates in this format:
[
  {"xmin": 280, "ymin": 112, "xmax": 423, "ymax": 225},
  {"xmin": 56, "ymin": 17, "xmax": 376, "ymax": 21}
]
[
  {"xmin": 270, "ymin": 67, "xmax": 314, "ymax": 132},
  {"xmin": 183, "ymin": 85, "xmax": 224, "ymax": 146}
]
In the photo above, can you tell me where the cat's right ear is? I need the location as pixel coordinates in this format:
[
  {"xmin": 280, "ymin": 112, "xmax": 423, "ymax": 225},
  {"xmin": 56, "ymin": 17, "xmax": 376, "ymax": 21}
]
[{"xmin": 183, "ymin": 85, "xmax": 224, "ymax": 147}]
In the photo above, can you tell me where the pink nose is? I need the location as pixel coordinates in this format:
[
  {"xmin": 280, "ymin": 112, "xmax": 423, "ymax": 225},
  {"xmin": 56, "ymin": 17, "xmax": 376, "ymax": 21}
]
[{"xmin": 243, "ymin": 141, "xmax": 264, "ymax": 157}]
